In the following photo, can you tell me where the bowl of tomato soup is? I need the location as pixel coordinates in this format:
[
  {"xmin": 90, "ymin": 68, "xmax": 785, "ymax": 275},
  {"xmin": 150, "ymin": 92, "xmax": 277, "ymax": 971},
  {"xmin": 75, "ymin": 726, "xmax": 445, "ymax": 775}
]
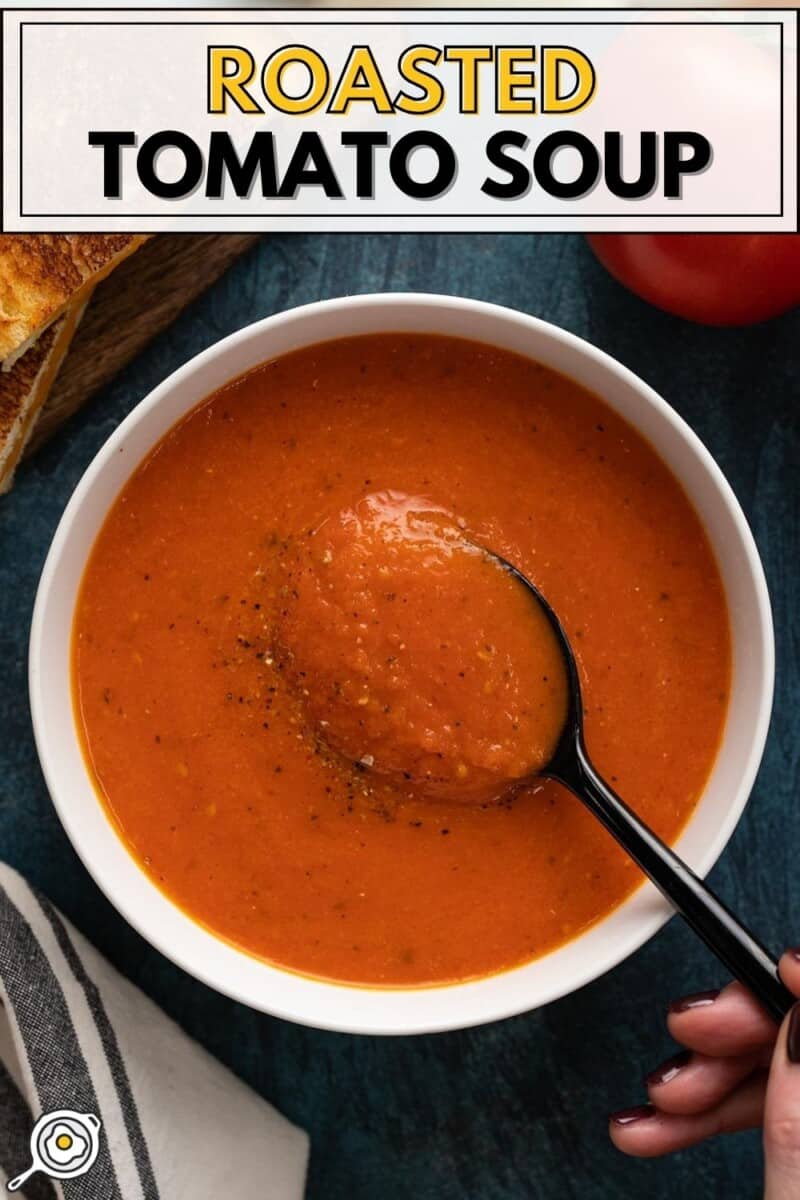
[{"xmin": 30, "ymin": 295, "xmax": 773, "ymax": 1034}]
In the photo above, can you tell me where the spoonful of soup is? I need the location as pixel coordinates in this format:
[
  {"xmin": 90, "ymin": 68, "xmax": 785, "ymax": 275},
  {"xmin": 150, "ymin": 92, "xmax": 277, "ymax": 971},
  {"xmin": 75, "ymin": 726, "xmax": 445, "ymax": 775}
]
[
  {"xmin": 275, "ymin": 490, "xmax": 568, "ymax": 803},
  {"xmin": 276, "ymin": 490, "xmax": 792, "ymax": 1020}
]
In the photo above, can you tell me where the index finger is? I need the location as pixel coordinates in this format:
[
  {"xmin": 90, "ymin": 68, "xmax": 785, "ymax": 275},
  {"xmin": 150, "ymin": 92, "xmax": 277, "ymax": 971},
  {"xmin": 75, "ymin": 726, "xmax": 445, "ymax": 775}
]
[{"xmin": 667, "ymin": 952, "xmax": 800, "ymax": 1057}]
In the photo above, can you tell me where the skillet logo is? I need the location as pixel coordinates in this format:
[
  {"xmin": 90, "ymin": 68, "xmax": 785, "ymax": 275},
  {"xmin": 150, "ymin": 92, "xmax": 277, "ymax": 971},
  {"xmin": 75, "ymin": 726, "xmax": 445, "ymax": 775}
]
[
  {"xmin": 3, "ymin": 10, "xmax": 795, "ymax": 231},
  {"xmin": 6, "ymin": 1109, "xmax": 102, "ymax": 1192}
]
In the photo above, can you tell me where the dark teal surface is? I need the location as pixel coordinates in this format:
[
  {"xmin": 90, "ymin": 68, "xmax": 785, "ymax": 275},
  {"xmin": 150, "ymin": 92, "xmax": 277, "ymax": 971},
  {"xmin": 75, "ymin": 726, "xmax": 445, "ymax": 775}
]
[{"xmin": 1, "ymin": 234, "xmax": 797, "ymax": 1199}]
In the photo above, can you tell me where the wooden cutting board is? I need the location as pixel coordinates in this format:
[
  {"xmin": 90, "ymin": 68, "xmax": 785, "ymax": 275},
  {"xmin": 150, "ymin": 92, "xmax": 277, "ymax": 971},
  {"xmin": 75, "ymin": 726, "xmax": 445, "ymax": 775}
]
[{"xmin": 26, "ymin": 233, "xmax": 260, "ymax": 454}]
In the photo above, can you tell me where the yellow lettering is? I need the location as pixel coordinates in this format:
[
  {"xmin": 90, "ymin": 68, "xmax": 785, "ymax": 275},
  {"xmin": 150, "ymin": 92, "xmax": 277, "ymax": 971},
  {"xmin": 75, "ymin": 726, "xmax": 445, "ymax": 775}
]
[
  {"xmin": 208, "ymin": 47, "xmax": 261, "ymax": 114},
  {"xmin": 262, "ymin": 46, "xmax": 329, "ymax": 115},
  {"xmin": 496, "ymin": 47, "xmax": 536, "ymax": 114},
  {"xmin": 542, "ymin": 47, "xmax": 596, "ymax": 114},
  {"xmin": 443, "ymin": 46, "xmax": 493, "ymax": 114},
  {"xmin": 328, "ymin": 46, "xmax": 393, "ymax": 114},
  {"xmin": 395, "ymin": 46, "xmax": 444, "ymax": 115}
]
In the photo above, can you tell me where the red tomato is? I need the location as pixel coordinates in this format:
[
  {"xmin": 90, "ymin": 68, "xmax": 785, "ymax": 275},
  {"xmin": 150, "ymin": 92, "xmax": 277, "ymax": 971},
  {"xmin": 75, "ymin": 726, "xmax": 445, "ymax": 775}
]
[{"xmin": 587, "ymin": 234, "xmax": 800, "ymax": 327}]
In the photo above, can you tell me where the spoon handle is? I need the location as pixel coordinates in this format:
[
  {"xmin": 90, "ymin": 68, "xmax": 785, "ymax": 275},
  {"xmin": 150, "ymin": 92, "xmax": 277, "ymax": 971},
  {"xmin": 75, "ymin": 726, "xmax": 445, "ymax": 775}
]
[{"xmin": 555, "ymin": 740, "xmax": 794, "ymax": 1023}]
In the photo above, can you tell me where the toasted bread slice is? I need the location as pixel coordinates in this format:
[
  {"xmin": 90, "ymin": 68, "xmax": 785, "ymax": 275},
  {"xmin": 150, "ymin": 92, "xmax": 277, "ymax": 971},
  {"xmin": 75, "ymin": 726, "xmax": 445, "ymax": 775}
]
[
  {"xmin": 0, "ymin": 235, "xmax": 148, "ymax": 369},
  {"xmin": 0, "ymin": 296, "xmax": 90, "ymax": 494}
]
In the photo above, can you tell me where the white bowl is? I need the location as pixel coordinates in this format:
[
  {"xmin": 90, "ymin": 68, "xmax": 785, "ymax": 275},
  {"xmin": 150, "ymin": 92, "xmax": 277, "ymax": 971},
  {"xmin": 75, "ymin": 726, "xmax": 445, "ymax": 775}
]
[{"xmin": 29, "ymin": 294, "xmax": 774, "ymax": 1035}]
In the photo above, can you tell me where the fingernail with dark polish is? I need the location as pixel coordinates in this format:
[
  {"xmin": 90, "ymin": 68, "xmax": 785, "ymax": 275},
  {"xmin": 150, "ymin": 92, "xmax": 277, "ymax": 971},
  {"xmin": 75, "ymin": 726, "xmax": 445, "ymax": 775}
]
[
  {"xmin": 669, "ymin": 989, "xmax": 720, "ymax": 1014},
  {"xmin": 646, "ymin": 1049, "xmax": 692, "ymax": 1088},
  {"xmin": 610, "ymin": 1105, "xmax": 658, "ymax": 1127},
  {"xmin": 787, "ymin": 1003, "xmax": 800, "ymax": 1065},
  {"xmin": 785, "ymin": 947, "xmax": 800, "ymax": 963}
]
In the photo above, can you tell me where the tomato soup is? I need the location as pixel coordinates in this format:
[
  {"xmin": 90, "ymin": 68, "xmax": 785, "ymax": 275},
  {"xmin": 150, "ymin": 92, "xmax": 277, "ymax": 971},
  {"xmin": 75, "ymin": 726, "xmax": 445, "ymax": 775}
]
[
  {"xmin": 73, "ymin": 333, "xmax": 731, "ymax": 986},
  {"xmin": 272, "ymin": 490, "xmax": 569, "ymax": 803}
]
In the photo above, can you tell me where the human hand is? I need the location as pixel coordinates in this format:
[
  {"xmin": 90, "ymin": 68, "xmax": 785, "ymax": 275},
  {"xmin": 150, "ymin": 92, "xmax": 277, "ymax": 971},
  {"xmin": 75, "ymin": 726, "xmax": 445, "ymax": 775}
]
[{"xmin": 609, "ymin": 951, "xmax": 800, "ymax": 1198}]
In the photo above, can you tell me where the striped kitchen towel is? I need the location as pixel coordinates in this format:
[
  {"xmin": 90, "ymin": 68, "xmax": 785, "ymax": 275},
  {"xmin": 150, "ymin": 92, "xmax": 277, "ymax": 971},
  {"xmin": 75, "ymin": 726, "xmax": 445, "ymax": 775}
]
[{"xmin": 0, "ymin": 865, "xmax": 309, "ymax": 1199}]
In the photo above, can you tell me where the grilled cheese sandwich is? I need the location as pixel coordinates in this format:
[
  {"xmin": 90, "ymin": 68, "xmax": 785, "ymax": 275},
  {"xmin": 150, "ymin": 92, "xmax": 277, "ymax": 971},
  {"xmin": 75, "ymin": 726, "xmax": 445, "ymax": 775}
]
[
  {"xmin": 0, "ymin": 234, "xmax": 148, "ymax": 369},
  {"xmin": 0, "ymin": 296, "xmax": 89, "ymax": 493}
]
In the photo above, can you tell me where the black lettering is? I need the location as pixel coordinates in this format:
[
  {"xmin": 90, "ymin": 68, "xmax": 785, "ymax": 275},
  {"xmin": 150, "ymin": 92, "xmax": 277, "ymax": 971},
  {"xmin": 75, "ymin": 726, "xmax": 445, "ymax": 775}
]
[
  {"xmin": 137, "ymin": 131, "xmax": 203, "ymax": 199},
  {"xmin": 533, "ymin": 132, "xmax": 599, "ymax": 199},
  {"xmin": 389, "ymin": 132, "xmax": 456, "ymax": 200},
  {"xmin": 604, "ymin": 132, "xmax": 657, "ymax": 200},
  {"xmin": 341, "ymin": 132, "xmax": 389, "ymax": 198},
  {"xmin": 278, "ymin": 132, "xmax": 343, "ymax": 198},
  {"xmin": 88, "ymin": 131, "xmax": 136, "ymax": 198},
  {"xmin": 664, "ymin": 132, "xmax": 711, "ymax": 198},
  {"xmin": 481, "ymin": 131, "xmax": 530, "ymax": 199},
  {"xmin": 206, "ymin": 131, "xmax": 278, "ymax": 198}
]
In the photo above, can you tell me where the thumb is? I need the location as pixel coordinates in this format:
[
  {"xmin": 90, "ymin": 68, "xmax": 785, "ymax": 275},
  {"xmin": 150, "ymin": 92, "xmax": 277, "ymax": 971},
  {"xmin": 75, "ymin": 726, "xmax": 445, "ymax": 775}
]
[{"xmin": 764, "ymin": 1002, "xmax": 800, "ymax": 1199}]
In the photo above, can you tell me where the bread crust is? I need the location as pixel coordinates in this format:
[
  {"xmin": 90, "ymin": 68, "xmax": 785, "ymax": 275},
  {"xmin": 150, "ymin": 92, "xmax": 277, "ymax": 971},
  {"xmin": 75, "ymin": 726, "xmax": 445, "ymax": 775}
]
[
  {"xmin": 0, "ymin": 234, "xmax": 147, "ymax": 365},
  {"xmin": 0, "ymin": 296, "xmax": 89, "ymax": 493}
]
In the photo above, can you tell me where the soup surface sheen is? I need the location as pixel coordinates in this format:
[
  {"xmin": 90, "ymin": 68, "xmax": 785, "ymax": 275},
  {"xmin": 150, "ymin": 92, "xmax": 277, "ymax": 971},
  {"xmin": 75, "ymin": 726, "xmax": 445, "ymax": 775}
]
[{"xmin": 73, "ymin": 333, "xmax": 731, "ymax": 986}]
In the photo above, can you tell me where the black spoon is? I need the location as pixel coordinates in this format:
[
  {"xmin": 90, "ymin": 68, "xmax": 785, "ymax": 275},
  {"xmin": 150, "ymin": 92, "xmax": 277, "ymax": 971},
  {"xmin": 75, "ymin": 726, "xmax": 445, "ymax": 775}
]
[{"xmin": 485, "ymin": 547, "xmax": 792, "ymax": 1023}]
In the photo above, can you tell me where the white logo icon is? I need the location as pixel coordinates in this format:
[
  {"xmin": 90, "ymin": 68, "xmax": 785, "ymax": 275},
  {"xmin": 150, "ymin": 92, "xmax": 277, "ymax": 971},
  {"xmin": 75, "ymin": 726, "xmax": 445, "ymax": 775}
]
[{"xmin": 7, "ymin": 1109, "xmax": 102, "ymax": 1192}]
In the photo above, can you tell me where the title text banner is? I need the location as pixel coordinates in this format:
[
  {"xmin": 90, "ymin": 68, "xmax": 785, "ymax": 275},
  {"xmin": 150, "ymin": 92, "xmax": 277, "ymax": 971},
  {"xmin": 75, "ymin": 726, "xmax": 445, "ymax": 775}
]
[{"xmin": 2, "ymin": 8, "xmax": 796, "ymax": 232}]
